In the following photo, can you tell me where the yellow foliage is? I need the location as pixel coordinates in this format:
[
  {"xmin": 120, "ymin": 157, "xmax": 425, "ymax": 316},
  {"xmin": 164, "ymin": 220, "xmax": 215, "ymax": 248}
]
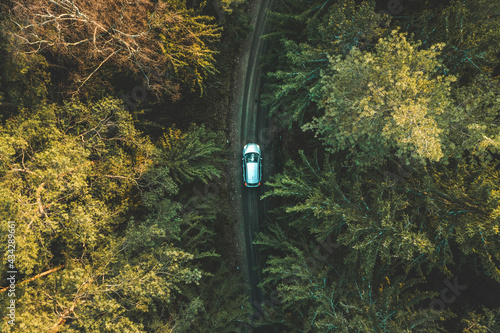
[{"xmin": 162, "ymin": 128, "xmax": 186, "ymax": 151}]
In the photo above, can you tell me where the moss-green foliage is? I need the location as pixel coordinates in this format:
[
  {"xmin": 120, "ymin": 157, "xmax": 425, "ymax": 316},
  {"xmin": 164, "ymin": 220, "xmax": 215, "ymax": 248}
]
[
  {"xmin": 0, "ymin": 98, "xmax": 247, "ymax": 332},
  {"xmin": 461, "ymin": 307, "xmax": 500, "ymax": 333},
  {"xmin": 407, "ymin": 0, "xmax": 500, "ymax": 80},
  {"xmin": 157, "ymin": 124, "xmax": 224, "ymax": 185},
  {"xmin": 0, "ymin": 0, "xmax": 249, "ymax": 330},
  {"xmin": 260, "ymin": 153, "xmax": 500, "ymax": 330},
  {"xmin": 304, "ymin": 30, "xmax": 458, "ymax": 167},
  {"xmin": 0, "ymin": 30, "xmax": 50, "ymax": 108},
  {"xmin": 262, "ymin": 0, "xmax": 390, "ymax": 126},
  {"xmin": 258, "ymin": 0, "xmax": 500, "ymax": 331}
]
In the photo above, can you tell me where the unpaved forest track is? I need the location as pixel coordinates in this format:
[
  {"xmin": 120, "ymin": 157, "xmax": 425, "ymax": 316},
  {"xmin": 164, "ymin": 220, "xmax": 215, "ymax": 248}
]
[{"xmin": 228, "ymin": 0, "xmax": 274, "ymax": 320}]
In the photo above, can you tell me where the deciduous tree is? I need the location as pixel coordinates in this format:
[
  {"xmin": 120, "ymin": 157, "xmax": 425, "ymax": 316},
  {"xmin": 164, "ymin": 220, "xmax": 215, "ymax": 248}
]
[
  {"xmin": 263, "ymin": 0, "xmax": 390, "ymax": 126},
  {"xmin": 8, "ymin": 0, "xmax": 221, "ymax": 98},
  {"xmin": 303, "ymin": 30, "xmax": 457, "ymax": 167}
]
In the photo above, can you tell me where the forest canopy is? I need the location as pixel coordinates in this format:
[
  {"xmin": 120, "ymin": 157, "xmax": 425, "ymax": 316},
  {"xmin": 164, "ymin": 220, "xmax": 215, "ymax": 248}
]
[
  {"xmin": 257, "ymin": 0, "xmax": 500, "ymax": 331},
  {"xmin": 0, "ymin": 0, "xmax": 252, "ymax": 331},
  {"xmin": 6, "ymin": 0, "xmax": 222, "ymax": 99},
  {"xmin": 1, "ymin": 0, "xmax": 500, "ymax": 331}
]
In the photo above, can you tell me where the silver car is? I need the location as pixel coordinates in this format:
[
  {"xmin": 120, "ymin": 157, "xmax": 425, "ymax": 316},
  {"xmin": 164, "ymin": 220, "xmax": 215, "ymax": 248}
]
[{"xmin": 242, "ymin": 143, "xmax": 262, "ymax": 187}]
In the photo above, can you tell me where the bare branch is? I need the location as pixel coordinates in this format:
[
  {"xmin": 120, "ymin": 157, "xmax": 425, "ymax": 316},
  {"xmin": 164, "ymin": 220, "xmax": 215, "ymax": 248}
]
[
  {"xmin": 9, "ymin": 0, "xmax": 221, "ymax": 99},
  {"xmin": 72, "ymin": 50, "xmax": 117, "ymax": 96},
  {"xmin": 0, "ymin": 265, "xmax": 65, "ymax": 293}
]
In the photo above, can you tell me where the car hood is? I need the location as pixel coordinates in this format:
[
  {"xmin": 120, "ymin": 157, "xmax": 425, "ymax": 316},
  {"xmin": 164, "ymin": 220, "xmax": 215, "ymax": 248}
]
[{"xmin": 246, "ymin": 162, "xmax": 260, "ymax": 184}]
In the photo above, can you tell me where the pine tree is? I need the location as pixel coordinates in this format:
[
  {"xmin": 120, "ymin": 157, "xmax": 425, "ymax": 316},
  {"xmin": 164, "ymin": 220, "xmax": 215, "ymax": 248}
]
[{"xmin": 408, "ymin": 0, "xmax": 500, "ymax": 80}]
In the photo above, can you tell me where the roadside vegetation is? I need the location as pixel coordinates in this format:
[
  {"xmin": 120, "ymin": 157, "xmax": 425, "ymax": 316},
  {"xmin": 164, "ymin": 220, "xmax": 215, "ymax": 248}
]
[
  {"xmin": 0, "ymin": 0, "xmax": 253, "ymax": 331},
  {"xmin": 258, "ymin": 0, "xmax": 500, "ymax": 331}
]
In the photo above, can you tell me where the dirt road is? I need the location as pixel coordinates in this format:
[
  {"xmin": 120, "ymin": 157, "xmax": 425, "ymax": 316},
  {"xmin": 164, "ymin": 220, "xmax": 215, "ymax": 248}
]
[{"xmin": 229, "ymin": 0, "xmax": 274, "ymax": 320}]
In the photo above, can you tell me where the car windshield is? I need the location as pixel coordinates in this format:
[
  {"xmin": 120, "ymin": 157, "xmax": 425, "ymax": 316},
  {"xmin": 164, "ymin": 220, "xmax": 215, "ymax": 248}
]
[{"xmin": 245, "ymin": 153, "xmax": 259, "ymax": 163}]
